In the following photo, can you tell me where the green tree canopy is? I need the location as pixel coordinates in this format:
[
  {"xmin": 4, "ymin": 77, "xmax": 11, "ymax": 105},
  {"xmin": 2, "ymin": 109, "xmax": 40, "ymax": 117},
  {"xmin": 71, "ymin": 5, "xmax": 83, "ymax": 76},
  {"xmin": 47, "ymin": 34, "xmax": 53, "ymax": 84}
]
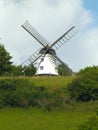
[
  {"xmin": 9, "ymin": 64, "xmax": 36, "ymax": 76},
  {"xmin": 68, "ymin": 66, "xmax": 98, "ymax": 101},
  {"xmin": 0, "ymin": 44, "xmax": 12, "ymax": 75},
  {"xmin": 23, "ymin": 65, "xmax": 36, "ymax": 76},
  {"xmin": 77, "ymin": 66, "xmax": 98, "ymax": 75},
  {"xmin": 58, "ymin": 63, "xmax": 73, "ymax": 76}
]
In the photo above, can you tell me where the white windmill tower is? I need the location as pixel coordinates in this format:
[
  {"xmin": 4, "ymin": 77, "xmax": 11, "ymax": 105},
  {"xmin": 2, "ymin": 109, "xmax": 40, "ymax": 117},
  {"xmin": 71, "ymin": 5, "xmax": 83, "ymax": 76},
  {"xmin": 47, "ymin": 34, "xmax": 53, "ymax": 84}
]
[{"xmin": 22, "ymin": 21, "xmax": 78, "ymax": 76}]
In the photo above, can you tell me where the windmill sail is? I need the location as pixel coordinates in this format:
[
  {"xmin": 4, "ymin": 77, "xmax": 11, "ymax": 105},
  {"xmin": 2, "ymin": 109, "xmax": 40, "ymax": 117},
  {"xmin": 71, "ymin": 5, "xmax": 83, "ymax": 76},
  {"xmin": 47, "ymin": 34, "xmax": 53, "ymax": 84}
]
[
  {"xmin": 54, "ymin": 54, "xmax": 66, "ymax": 66},
  {"xmin": 50, "ymin": 26, "xmax": 78, "ymax": 50},
  {"xmin": 22, "ymin": 48, "xmax": 42, "ymax": 66},
  {"xmin": 22, "ymin": 20, "xmax": 50, "ymax": 47}
]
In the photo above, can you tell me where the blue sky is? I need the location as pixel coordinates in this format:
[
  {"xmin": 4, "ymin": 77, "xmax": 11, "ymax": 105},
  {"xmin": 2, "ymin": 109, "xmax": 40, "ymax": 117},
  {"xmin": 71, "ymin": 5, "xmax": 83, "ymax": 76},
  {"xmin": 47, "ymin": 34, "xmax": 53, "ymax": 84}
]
[
  {"xmin": 0, "ymin": 0, "xmax": 98, "ymax": 72},
  {"xmin": 84, "ymin": 0, "xmax": 98, "ymax": 12},
  {"xmin": 83, "ymin": 0, "xmax": 98, "ymax": 21}
]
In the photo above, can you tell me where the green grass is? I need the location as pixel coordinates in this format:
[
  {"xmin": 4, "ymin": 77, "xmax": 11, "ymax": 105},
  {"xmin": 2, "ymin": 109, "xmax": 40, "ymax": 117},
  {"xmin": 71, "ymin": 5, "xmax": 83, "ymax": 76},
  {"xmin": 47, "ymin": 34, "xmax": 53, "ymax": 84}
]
[
  {"xmin": 31, "ymin": 76, "xmax": 74, "ymax": 88},
  {"xmin": 0, "ymin": 76, "xmax": 74, "ymax": 87},
  {"xmin": 0, "ymin": 107, "xmax": 93, "ymax": 130},
  {"xmin": 0, "ymin": 76, "xmax": 74, "ymax": 89},
  {"xmin": 0, "ymin": 101, "xmax": 97, "ymax": 130}
]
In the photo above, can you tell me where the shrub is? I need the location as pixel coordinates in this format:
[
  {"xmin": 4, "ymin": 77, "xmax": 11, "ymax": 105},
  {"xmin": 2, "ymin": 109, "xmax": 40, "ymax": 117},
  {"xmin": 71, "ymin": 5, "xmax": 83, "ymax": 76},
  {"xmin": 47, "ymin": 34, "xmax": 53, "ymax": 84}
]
[
  {"xmin": 0, "ymin": 77, "xmax": 68, "ymax": 109},
  {"xmin": 78, "ymin": 115, "xmax": 98, "ymax": 130},
  {"xmin": 0, "ymin": 78, "xmax": 35, "ymax": 107},
  {"xmin": 77, "ymin": 66, "xmax": 98, "ymax": 76},
  {"xmin": 67, "ymin": 68, "xmax": 98, "ymax": 101}
]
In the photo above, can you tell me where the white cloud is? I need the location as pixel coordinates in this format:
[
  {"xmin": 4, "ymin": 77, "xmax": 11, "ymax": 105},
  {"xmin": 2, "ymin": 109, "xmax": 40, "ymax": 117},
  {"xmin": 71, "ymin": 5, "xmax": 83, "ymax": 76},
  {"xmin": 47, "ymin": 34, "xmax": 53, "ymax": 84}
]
[{"xmin": 0, "ymin": 0, "xmax": 98, "ymax": 71}]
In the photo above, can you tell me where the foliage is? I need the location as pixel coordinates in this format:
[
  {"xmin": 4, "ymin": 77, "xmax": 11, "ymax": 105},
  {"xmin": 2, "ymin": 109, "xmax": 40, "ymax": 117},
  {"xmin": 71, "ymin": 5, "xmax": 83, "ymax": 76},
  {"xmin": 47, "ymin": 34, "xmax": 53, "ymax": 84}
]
[
  {"xmin": 0, "ymin": 76, "xmax": 98, "ymax": 129},
  {"xmin": 78, "ymin": 115, "xmax": 98, "ymax": 130},
  {"xmin": 0, "ymin": 77, "xmax": 72, "ymax": 109},
  {"xmin": 0, "ymin": 44, "xmax": 12, "ymax": 75},
  {"xmin": 0, "ymin": 78, "xmax": 34, "ymax": 107},
  {"xmin": 10, "ymin": 65, "xmax": 24, "ymax": 76},
  {"xmin": 77, "ymin": 66, "xmax": 98, "ymax": 75},
  {"xmin": 22, "ymin": 65, "xmax": 36, "ymax": 76},
  {"xmin": 0, "ymin": 43, "xmax": 36, "ymax": 76},
  {"xmin": 3, "ymin": 65, "xmax": 36, "ymax": 77},
  {"xmin": 58, "ymin": 63, "xmax": 73, "ymax": 76},
  {"xmin": 68, "ymin": 66, "xmax": 98, "ymax": 101}
]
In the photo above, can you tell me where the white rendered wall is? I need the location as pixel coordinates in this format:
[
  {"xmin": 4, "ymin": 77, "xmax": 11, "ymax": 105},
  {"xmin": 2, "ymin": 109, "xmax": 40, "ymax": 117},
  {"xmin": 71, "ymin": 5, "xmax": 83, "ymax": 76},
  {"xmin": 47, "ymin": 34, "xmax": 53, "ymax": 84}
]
[{"xmin": 35, "ymin": 54, "xmax": 58, "ymax": 75}]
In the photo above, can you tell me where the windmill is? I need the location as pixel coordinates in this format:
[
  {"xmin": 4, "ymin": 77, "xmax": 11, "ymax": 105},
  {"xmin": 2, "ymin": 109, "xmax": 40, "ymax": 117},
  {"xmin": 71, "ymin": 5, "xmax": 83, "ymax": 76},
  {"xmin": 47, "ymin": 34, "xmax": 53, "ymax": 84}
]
[{"xmin": 22, "ymin": 20, "xmax": 78, "ymax": 76}]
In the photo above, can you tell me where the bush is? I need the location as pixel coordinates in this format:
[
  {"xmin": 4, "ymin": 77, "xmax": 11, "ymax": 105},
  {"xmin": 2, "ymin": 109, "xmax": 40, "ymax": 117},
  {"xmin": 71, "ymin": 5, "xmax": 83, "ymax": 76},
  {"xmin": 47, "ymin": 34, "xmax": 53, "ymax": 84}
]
[
  {"xmin": 0, "ymin": 77, "xmax": 68, "ymax": 110},
  {"xmin": 67, "ymin": 67, "xmax": 98, "ymax": 101},
  {"xmin": 78, "ymin": 115, "xmax": 98, "ymax": 130},
  {"xmin": 77, "ymin": 66, "xmax": 98, "ymax": 76},
  {"xmin": 0, "ymin": 78, "xmax": 35, "ymax": 107}
]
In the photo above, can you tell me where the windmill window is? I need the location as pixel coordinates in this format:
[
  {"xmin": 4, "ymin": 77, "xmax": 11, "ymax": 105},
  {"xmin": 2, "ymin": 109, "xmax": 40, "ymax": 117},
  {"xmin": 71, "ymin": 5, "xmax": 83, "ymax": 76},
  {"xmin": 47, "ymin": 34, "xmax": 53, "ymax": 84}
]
[
  {"xmin": 40, "ymin": 66, "xmax": 44, "ymax": 70},
  {"xmin": 41, "ymin": 58, "xmax": 44, "ymax": 61}
]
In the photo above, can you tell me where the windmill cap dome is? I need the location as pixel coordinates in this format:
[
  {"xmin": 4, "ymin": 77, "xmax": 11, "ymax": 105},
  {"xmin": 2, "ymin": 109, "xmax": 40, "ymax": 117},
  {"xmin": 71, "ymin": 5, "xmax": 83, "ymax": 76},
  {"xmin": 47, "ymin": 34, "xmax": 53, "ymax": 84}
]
[{"xmin": 39, "ymin": 47, "xmax": 56, "ymax": 55}]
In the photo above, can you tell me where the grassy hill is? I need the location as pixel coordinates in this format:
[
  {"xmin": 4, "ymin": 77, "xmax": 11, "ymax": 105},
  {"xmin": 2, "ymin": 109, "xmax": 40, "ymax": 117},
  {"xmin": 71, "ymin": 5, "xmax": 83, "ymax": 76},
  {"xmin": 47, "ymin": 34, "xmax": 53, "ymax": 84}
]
[
  {"xmin": 27, "ymin": 76, "xmax": 74, "ymax": 88},
  {"xmin": 0, "ymin": 76, "xmax": 74, "ymax": 87},
  {"xmin": 0, "ymin": 76, "xmax": 98, "ymax": 130}
]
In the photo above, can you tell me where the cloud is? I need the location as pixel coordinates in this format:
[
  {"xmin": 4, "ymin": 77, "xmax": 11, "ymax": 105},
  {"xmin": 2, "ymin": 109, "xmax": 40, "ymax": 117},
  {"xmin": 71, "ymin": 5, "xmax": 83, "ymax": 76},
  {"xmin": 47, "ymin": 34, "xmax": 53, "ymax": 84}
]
[{"xmin": 0, "ymin": 0, "xmax": 98, "ymax": 71}]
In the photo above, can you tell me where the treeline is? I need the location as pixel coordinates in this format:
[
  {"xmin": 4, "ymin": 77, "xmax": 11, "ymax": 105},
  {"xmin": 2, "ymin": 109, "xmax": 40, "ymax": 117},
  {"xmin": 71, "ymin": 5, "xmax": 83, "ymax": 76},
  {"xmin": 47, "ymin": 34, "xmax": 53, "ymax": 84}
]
[{"xmin": 0, "ymin": 66, "xmax": 98, "ymax": 110}]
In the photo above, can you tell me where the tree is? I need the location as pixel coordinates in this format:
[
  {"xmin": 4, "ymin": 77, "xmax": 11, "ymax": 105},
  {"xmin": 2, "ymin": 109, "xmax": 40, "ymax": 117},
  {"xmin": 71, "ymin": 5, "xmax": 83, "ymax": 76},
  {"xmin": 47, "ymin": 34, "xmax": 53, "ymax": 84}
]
[
  {"xmin": 77, "ymin": 66, "xmax": 98, "ymax": 75},
  {"xmin": 11, "ymin": 65, "xmax": 24, "ymax": 76},
  {"xmin": 58, "ymin": 63, "xmax": 73, "ymax": 76},
  {"xmin": 10, "ymin": 65, "xmax": 36, "ymax": 76},
  {"xmin": 22, "ymin": 65, "xmax": 36, "ymax": 76},
  {"xmin": 0, "ymin": 44, "xmax": 12, "ymax": 75}
]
